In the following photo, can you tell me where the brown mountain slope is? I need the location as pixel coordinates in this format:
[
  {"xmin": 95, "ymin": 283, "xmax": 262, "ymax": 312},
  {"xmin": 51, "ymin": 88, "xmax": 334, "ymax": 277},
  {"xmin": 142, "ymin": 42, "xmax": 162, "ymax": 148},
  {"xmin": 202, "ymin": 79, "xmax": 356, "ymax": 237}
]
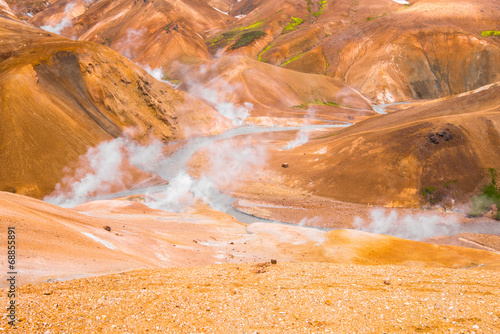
[
  {"xmin": 206, "ymin": 0, "xmax": 500, "ymax": 103},
  {"xmin": 273, "ymin": 81, "xmax": 500, "ymax": 206},
  {"xmin": 30, "ymin": 0, "xmax": 234, "ymax": 69},
  {"xmin": 0, "ymin": 17, "xmax": 230, "ymax": 198},
  {"xmin": 173, "ymin": 55, "xmax": 373, "ymax": 121},
  {"xmin": 0, "ymin": 0, "xmax": 16, "ymax": 19},
  {"xmin": 29, "ymin": 0, "xmax": 500, "ymax": 104}
]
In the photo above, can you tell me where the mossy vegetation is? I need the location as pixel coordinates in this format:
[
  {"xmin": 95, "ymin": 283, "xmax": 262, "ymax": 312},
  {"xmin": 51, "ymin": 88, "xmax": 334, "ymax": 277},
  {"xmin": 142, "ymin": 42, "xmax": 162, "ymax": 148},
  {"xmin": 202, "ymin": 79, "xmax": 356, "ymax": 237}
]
[
  {"xmin": 164, "ymin": 22, "xmax": 175, "ymax": 31},
  {"xmin": 306, "ymin": 0, "xmax": 327, "ymax": 17},
  {"xmin": 238, "ymin": 21, "xmax": 264, "ymax": 31},
  {"xmin": 322, "ymin": 52, "xmax": 329, "ymax": 75},
  {"xmin": 284, "ymin": 17, "xmax": 304, "ymax": 32},
  {"xmin": 421, "ymin": 186, "xmax": 437, "ymax": 205},
  {"xmin": 313, "ymin": 0, "xmax": 327, "ymax": 17},
  {"xmin": 481, "ymin": 30, "xmax": 500, "ymax": 37},
  {"xmin": 209, "ymin": 21, "xmax": 266, "ymax": 51},
  {"xmin": 469, "ymin": 169, "xmax": 500, "ymax": 219},
  {"xmin": 258, "ymin": 44, "xmax": 273, "ymax": 62},
  {"xmin": 292, "ymin": 99, "xmax": 340, "ymax": 109},
  {"xmin": 230, "ymin": 31, "xmax": 267, "ymax": 50},
  {"xmin": 282, "ymin": 52, "xmax": 306, "ymax": 66}
]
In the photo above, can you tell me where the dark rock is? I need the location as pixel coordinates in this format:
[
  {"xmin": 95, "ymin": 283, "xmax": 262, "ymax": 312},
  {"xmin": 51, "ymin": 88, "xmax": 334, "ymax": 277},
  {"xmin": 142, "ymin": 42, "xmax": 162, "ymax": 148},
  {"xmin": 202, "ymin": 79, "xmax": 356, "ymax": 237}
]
[
  {"xmin": 429, "ymin": 133, "xmax": 440, "ymax": 144},
  {"xmin": 271, "ymin": 259, "xmax": 277, "ymax": 265},
  {"xmin": 436, "ymin": 130, "xmax": 453, "ymax": 141},
  {"xmin": 282, "ymin": 163, "xmax": 289, "ymax": 168},
  {"xmin": 103, "ymin": 226, "xmax": 111, "ymax": 232}
]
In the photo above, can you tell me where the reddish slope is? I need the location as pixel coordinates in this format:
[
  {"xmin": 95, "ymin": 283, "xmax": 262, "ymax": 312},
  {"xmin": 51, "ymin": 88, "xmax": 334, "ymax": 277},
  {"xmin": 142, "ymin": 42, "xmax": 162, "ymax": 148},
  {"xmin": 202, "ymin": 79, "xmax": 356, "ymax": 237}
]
[
  {"xmin": 222, "ymin": 0, "xmax": 500, "ymax": 102},
  {"xmin": 273, "ymin": 82, "xmax": 500, "ymax": 206},
  {"xmin": 0, "ymin": 17, "xmax": 230, "ymax": 198},
  {"xmin": 30, "ymin": 0, "xmax": 234, "ymax": 70},
  {"xmin": 0, "ymin": 0, "xmax": 16, "ymax": 19}
]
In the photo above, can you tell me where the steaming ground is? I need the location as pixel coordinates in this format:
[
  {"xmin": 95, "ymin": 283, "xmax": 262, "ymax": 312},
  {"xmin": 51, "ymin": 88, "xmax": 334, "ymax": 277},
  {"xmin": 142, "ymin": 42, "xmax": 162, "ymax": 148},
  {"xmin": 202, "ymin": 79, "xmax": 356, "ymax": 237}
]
[{"xmin": 44, "ymin": 119, "xmax": 499, "ymax": 243}]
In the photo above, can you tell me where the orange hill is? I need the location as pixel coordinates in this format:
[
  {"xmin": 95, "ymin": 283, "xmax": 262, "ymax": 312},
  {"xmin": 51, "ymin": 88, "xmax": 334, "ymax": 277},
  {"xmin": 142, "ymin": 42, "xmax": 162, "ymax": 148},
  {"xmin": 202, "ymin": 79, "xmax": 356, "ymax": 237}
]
[
  {"xmin": 274, "ymin": 81, "xmax": 500, "ymax": 206},
  {"xmin": 0, "ymin": 17, "xmax": 230, "ymax": 198}
]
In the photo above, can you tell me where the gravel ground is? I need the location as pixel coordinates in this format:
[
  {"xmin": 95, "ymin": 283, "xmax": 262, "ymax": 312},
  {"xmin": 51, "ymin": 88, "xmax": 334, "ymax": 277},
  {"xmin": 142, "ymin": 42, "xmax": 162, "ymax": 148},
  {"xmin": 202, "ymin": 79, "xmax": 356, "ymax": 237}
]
[{"xmin": 2, "ymin": 262, "xmax": 499, "ymax": 333}]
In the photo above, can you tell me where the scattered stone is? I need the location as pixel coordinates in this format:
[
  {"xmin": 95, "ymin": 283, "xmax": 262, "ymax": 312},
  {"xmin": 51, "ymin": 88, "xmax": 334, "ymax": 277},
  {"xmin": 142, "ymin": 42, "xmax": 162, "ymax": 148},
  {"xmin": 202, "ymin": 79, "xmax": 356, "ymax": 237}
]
[
  {"xmin": 193, "ymin": 240, "xmax": 198, "ymax": 243},
  {"xmin": 429, "ymin": 129, "xmax": 453, "ymax": 144},
  {"xmin": 436, "ymin": 130, "xmax": 453, "ymax": 141},
  {"xmin": 282, "ymin": 163, "xmax": 289, "ymax": 168},
  {"xmin": 103, "ymin": 226, "xmax": 111, "ymax": 232},
  {"xmin": 384, "ymin": 280, "xmax": 391, "ymax": 285},
  {"xmin": 429, "ymin": 133, "xmax": 440, "ymax": 144},
  {"xmin": 271, "ymin": 259, "xmax": 277, "ymax": 265}
]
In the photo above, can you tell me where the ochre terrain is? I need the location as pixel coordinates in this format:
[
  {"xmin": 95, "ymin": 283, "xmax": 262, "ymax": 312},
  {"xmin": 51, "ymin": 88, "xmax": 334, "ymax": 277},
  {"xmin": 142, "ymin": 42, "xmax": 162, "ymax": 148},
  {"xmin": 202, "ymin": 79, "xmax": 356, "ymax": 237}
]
[
  {"xmin": 1, "ymin": 191, "xmax": 499, "ymax": 288},
  {"xmin": 1, "ymin": 0, "xmax": 499, "ymax": 332},
  {"xmin": 1, "ymin": 263, "xmax": 499, "ymax": 333},
  {"xmin": 29, "ymin": 0, "xmax": 500, "ymax": 103},
  {"xmin": 0, "ymin": 17, "xmax": 230, "ymax": 198},
  {"xmin": 270, "ymin": 82, "xmax": 500, "ymax": 206}
]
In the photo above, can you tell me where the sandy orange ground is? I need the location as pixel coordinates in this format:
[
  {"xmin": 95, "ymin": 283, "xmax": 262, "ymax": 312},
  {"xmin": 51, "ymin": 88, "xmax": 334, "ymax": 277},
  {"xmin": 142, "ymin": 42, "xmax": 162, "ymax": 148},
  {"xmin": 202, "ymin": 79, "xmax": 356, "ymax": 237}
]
[{"xmin": 1, "ymin": 262, "xmax": 499, "ymax": 333}]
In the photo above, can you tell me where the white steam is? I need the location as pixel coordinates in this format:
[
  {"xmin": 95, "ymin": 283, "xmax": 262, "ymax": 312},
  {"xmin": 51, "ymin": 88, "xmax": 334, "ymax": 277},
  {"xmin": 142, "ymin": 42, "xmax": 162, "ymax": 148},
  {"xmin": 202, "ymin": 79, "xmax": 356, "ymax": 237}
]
[
  {"xmin": 115, "ymin": 28, "xmax": 145, "ymax": 59},
  {"xmin": 147, "ymin": 138, "xmax": 267, "ymax": 212},
  {"xmin": 283, "ymin": 130, "xmax": 311, "ymax": 150},
  {"xmin": 354, "ymin": 209, "xmax": 459, "ymax": 241},
  {"xmin": 45, "ymin": 130, "xmax": 267, "ymax": 213},
  {"xmin": 142, "ymin": 65, "xmax": 165, "ymax": 82},
  {"xmin": 214, "ymin": 101, "xmax": 253, "ymax": 126},
  {"xmin": 45, "ymin": 136, "xmax": 163, "ymax": 207},
  {"xmin": 138, "ymin": 64, "xmax": 180, "ymax": 88},
  {"xmin": 298, "ymin": 216, "xmax": 322, "ymax": 227},
  {"xmin": 41, "ymin": 3, "xmax": 75, "ymax": 35},
  {"xmin": 282, "ymin": 107, "xmax": 315, "ymax": 150},
  {"xmin": 181, "ymin": 67, "xmax": 253, "ymax": 126}
]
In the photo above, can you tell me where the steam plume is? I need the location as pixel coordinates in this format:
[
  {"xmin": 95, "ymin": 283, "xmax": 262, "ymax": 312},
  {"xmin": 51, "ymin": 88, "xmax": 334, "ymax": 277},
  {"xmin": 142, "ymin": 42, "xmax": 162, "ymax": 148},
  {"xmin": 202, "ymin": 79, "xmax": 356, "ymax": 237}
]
[
  {"xmin": 41, "ymin": 3, "xmax": 75, "ymax": 35},
  {"xmin": 354, "ymin": 209, "xmax": 459, "ymax": 240}
]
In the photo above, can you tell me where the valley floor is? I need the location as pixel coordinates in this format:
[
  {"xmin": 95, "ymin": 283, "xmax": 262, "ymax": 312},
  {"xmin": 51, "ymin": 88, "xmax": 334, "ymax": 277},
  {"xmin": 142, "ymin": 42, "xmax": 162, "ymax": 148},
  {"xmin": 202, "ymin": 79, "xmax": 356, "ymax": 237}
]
[{"xmin": 2, "ymin": 262, "xmax": 499, "ymax": 333}]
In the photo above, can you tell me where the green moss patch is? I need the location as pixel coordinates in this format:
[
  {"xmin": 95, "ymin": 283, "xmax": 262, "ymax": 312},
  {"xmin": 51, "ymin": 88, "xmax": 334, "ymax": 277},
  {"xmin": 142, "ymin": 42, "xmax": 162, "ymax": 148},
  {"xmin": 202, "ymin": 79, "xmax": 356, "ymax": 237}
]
[
  {"xmin": 209, "ymin": 21, "xmax": 266, "ymax": 51},
  {"xmin": 258, "ymin": 44, "xmax": 274, "ymax": 62},
  {"xmin": 313, "ymin": 0, "xmax": 327, "ymax": 17},
  {"xmin": 284, "ymin": 17, "xmax": 304, "ymax": 32},
  {"xmin": 292, "ymin": 99, "xmax": 340, "ymax": 109},
  {"xmin": 230, "ymin": 31, "xmax": 267, "ymax": 50},
  {"xmin": 481, "ymin": 30, "xmax": 500, "ymax": 37},
  {"xmin": 469, "ymin": 169, "xmax": 500, "ymax": 219}
]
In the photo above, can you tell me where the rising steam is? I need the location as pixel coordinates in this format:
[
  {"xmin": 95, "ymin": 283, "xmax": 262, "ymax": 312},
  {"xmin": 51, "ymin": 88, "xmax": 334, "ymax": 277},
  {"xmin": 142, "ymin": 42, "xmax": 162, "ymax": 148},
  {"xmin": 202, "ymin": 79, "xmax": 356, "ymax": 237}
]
[
  {"xmin": 146, "ymin": 137, "xmax": 267, "ymax": 212},
  {"xmin": 45, "ymin": 128, "xmax": 267, "ymax": 213},
  {"xmin": 40, "ymin": 3, "xmax": 75, "ymax": 35},
  {"xmin": 115, "ymin": 28, "xmax": 146, "ymax": 59},
  {"xmin": 45, "ymin": 135, "xmax": 163, "ymax": 207},
  {"xmin": 178, "ymin": 64, "xmax": 253, "ymax": 126},
  {"xmin": 354, "ymin": 208, "xmax": 459, "ymax": 240},
  {"xmin": 282, "ymin": 107, "xmax": 316, "ymax": 150}
]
